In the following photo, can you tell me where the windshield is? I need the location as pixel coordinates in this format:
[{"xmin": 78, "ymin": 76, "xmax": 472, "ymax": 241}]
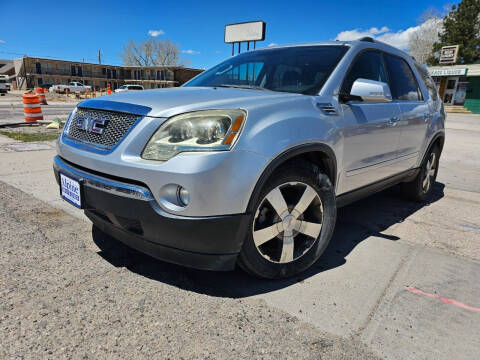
[{"xmin": 184, "ymin": 45, "xmax": 348, "ymax": 95}]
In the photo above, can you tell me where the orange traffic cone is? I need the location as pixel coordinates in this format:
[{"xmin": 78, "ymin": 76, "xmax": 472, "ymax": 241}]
[{"xmin": 107, "ymin": 83, "xmax": 112, "ymax": 95}]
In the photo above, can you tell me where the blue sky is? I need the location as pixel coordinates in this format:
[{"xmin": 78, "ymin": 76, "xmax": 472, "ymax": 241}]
[{"xmin": 1, "ymin": 0, "xmax": 455, "ymax": 69}]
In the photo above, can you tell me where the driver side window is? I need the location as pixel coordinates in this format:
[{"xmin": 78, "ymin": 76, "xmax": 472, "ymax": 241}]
[{"xmin": 341, "ymin": 51, "xmax": 388, "ymax": 94}]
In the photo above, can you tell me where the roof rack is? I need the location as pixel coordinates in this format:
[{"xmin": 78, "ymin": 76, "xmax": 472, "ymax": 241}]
[{"xmin": 358, "ymin": 36, "xmax": 375, "ymax": 43}]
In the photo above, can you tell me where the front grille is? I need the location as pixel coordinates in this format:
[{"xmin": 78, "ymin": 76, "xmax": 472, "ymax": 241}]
[{"xmin": 66, "ymin": 108, "xmax": 140, "ymax": 150}]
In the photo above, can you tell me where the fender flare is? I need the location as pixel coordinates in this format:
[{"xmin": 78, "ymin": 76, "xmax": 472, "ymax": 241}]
[
  {"xmin": 246, "ymin": 143, "xmax": 337, "ymax": 213},
  {"xmin": 421, "ymin": 131, "xmax": 445, "ymax": 166}
]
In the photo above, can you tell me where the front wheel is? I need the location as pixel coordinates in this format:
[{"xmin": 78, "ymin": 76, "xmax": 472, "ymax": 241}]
[{"xmin": 238, "ymin": 162, "xmax": 337, "ymax": 279}]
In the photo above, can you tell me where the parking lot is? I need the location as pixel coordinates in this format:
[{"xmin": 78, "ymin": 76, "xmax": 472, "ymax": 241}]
[{"xmin": 0, "ymin": 113, "xmax": 479, "ymax": 359}]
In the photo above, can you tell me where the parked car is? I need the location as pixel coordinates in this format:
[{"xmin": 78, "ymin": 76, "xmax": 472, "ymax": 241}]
[
  {"xmin": 115, "ymin": 84, "xmax": 144, "ymax": 93},
  {"xmin": 54, "ymin": 37, "xmax": 445, "ymax": 279},
  {"xmin": 0, "ymin": 75, "xmax": 10, "ymax": 91},
  {"xmin": 50, "ymin": 81, "xmax": 91, "ymax": 93}
]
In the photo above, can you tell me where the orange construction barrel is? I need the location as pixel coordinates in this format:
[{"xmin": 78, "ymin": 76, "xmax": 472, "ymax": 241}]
[
  {"xmin": 35, "ymin": 87, "xmax": 48, "ymax": 105},
  {"xmin": 22, "ymin": 93, "xmax": 43, "ymax": 122}
]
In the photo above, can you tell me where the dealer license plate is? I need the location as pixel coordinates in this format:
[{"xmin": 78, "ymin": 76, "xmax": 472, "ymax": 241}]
[{"xmin": 60, "ymin": 173, "xmax": 82, "ymax": 208}]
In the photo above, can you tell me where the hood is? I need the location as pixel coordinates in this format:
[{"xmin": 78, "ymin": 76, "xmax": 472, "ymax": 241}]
[{"xmin": 78, "ymin": 87, "xmax": 302, "ymax": 118}]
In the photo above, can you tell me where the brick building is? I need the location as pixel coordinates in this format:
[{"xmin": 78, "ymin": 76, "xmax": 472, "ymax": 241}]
[{"xmin": 13, "ymin": 56, "xmax": 203, "ymax": 91}]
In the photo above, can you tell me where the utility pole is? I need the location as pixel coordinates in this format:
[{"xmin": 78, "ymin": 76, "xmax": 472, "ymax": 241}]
[{"xmin": 98, "ymin": 50, "xmax": 102, "ymax": 64}]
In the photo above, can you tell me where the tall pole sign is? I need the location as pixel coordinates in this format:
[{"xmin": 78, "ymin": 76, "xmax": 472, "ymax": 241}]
[
  {"xmin": 225, "ymin": 21, "xmax": 266, "ymax": 56},
  {"xmin": 439, "ymin": 45, "xmax": 459, "ymax": 64}
]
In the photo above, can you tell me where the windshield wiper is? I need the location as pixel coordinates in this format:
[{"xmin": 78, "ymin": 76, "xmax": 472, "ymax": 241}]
[{"xmin": 217, "ymin": 84, "xmax": 269, "ymax": 91}]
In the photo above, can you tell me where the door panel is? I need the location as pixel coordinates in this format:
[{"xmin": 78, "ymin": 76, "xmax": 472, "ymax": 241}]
[
  {"xmin": 395, "ymin": 101, "xmax": 430, "ymax": 170},
  {"xmin": 341, "ymin": 102, "xmax": 402, "ymax": 192}
]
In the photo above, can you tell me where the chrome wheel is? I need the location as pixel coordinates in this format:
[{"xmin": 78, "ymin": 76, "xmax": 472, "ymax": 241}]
[
  {"xmin": 422, "ymin": 152, "xmax": 437, "ymax": 193},
  {"xmin": 252, "ymin": 182, "xmax": 323, "ymax": 264}
]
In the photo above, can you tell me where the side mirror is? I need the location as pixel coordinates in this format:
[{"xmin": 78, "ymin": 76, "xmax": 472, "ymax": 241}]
[{"xmin": 349, "ymin": 78, "xmax": 392, "ymax": 103}]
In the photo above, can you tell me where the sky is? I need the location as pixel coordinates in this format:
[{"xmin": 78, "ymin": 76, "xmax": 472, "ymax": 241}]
[{"xmin": 0, "ymin": 0, "xmax": 457, "ymax": 69}]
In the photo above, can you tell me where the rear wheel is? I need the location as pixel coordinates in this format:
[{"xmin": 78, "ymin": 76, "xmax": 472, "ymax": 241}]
[
  {"xmin": 238, "ymin": 162, "xmax": 336, "ymax": 279},
  {"xmin": 402, "ymin": 145, "xmax": 440, "ymax": 202}
]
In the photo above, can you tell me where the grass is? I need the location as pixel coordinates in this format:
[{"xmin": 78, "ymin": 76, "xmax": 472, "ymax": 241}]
[{"xmin": 0, "ymin": 131, "xmax": 60, "ymax": 142}]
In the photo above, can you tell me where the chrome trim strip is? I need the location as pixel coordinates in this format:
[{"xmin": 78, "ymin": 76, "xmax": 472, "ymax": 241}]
[
  {"xmin": 77, "ymin": 99, "xmax": 152, "ymax": 116},
  {"xmin": 53, "ymin": 156, "xmax": 153, "ymax": 201}
]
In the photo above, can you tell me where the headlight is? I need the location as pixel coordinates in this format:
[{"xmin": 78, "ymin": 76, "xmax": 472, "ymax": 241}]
[{"xmin": 142, "ymin": 109, "xmax": 246, "ymax": 161}]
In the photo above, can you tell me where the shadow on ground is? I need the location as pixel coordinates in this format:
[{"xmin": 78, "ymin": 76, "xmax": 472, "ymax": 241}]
[{"xmin": 93, "ymin": 183, "xmax": 445, "ymax": 298}]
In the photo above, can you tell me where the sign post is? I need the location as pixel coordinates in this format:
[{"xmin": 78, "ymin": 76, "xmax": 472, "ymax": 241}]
[{"xmin": 225, "ymin": 21, "xmax": 266, "ymax": 55}]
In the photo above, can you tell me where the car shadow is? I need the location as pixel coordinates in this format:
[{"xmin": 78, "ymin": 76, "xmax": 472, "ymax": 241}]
[{"xmin": 92, "ymin": 182, "xmax": 445, "ymax": 298}]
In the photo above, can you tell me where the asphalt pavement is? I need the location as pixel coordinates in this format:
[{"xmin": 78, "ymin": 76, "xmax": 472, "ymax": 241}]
[{"xmin": 0, "ymin": 113, "xmax": 479, "ymax": 359}]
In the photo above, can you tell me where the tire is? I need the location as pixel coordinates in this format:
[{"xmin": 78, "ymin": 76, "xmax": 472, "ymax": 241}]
[
  {"xmin": 238, "ymin": 161, "xmax": 337, "ymax": 279},
  {"xmin": 401, "ymin": 145, "xmax": 440, "ymax": 202}
]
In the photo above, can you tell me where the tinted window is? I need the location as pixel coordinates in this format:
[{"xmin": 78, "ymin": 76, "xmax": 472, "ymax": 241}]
[
  {"xmin": 384, "ymin": 54, "xmax": 422, "ymax": 101},
  {"xmin": 185, "ymin": 46, "xmax": 348, "ymax": 95},
  {"xmin": 415, "ymin": 64, "xmax": 438, "ymax": 101},
  {"xmin": 342, "ymin": 50, "xmax": 388, "ymax": 94}
]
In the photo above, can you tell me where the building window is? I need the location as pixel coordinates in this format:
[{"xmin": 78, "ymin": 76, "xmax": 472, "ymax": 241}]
[
  {"xmin": 102, "ymin": 68, "xmax": 106, "ymax": 75},
  {"xmin": 71, "ymin": 65, "xmax": 76, "ymax": 76},
  {"xmin": 107, "ymin": 69, "xmax": 111, "ymax": 79},
  {"xmin": 37, "ymin": 78, "xmax": 43, "ymax": 85},
  {"xmin": 77, "ymin": 66, "xmax": 83, "ymax": 77},
  {"xmin": 112, "ymin": 69, "xmax": 117, "ymax": 79},
  {"xmin": 35, "ymin": 62, "xmax": 42, "ymax": 75}
]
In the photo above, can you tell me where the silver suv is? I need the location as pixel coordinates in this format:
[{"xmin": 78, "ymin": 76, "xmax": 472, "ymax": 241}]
[{"xmin": 54, "ymin": 38, "xmax": 445, "ymax": 279}]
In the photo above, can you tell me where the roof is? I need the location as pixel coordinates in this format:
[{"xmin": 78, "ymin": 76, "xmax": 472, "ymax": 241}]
[
  {"xmin": 15, "ymin": 56, "xmax": 202, "ymax": 71},
  {"xmin": 0, "ymin": 59, "xmax": 14, "ymax": 74}
]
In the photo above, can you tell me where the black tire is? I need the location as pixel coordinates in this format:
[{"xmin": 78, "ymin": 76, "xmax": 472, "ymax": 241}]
[
  {"xmin": 402, "ymin": 145, "xmax": 440, "ymax": 202},
  {"xmin": 238, "ymin": 161, "xmax": 336, "ymax": 279}
]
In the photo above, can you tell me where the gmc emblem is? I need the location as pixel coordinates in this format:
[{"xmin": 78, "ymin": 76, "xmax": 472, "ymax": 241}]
[{"xmin": 76, "ymin": 116, "xmax": 108, "ymax": 134}]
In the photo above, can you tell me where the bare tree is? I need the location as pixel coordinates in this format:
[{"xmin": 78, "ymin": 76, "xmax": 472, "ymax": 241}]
[
  {"xmin": 119, "ymin": 39, "xmax": 185, "ymax": 66},
  {"xmin": 408, "ymin": 9, "xmax": 444, "ymax": 64}
]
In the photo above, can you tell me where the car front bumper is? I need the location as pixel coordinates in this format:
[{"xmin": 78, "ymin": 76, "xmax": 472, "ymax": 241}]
[{"xmin": 53, "ymin": 156, "xmax": 250, "ymax": 271}]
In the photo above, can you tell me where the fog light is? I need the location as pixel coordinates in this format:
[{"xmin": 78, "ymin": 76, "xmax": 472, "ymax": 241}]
[{"xmin": 177, "ymin": 186, "xmax": 190, "ymax": 206}]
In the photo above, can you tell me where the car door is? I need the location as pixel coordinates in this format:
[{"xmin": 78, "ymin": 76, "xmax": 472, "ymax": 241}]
[
  {"xmin": 383, "ymin": 54, "xmax": 430, "ymax": 172},
  {"xmin": 339, "ymin": 50, "xmax": 402, "ymax": 193}
]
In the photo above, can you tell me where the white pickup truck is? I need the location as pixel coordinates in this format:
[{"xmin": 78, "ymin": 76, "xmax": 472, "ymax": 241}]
[{"xmin": 50, "ymin": 82, "xmax": 92, "ymax": 94}]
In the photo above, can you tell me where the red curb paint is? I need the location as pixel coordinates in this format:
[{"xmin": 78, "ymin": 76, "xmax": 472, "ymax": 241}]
[{"xmin": 405, "ymin": 286, "xmax": 480, "ymax": 312}]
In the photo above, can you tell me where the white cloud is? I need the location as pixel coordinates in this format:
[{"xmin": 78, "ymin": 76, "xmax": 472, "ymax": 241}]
[
  {"xmin": 148, "ymin": 29, "xmax": 164, "ymax": 37},
  {"xmin": 335, "ymin": 24, "xmax": 424, "ymax": 50},
  {"xmin": 268, "ymin": 43, "xmax": 278, "ymax": 47},
  {"xmin": 0, "ymin": 40, "xmax": 5, "ymax": 43},
  {"xmin": 182, "ymin": 49, "xmax": 200, "ymax": 54}
]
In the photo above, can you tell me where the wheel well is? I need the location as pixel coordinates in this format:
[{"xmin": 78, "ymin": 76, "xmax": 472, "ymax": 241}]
[
  {"xmin": 246, "ymin": 145, "xmax": 337, "ymax": 213},
  {"xmin": 433, "ymin": 135, "xmax": 445, "ymax": 153},
  {"xmin": 280, "ymin": 151, "xmax": 336, "ymax": 187}
]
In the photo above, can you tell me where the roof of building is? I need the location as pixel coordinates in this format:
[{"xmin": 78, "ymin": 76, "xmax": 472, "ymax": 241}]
[
  {"xmin": 0, "ymin": 59, "xmax": 14, "ymax": 74},
  {"xmin": 15, "ymin": 56, "xmax": 202, "ymax": 72}
]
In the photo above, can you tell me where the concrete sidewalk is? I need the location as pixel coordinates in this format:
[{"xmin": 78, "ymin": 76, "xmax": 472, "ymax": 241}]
[{"xmin": 0, "ymin": 113, "xmax": 479, "ymax": 359}]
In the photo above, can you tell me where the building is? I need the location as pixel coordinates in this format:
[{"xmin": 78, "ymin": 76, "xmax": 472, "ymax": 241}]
[
  {"xmin": 428, "ymin": 63, "xmax": 480, "ymax": 113},
  {"xmin": 12, "ymin": 56, "xmax": 203, "ymax": 91}
]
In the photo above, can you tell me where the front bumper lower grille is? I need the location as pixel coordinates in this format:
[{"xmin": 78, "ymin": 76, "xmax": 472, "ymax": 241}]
[{"xmin": 66, "ymin": 108, "xmax": 140, "ymax": 150}]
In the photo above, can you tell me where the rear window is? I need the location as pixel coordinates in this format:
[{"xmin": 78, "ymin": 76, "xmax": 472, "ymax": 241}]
[
  {"xmin": 383, "ymin": 54, "xmax": 422, "ymax": 101},
  {"xmin": 415, "ymin": 64, "xmax": 438, "ymax": 101}
]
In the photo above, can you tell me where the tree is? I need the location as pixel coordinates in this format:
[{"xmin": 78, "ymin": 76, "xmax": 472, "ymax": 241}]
[
  {"xmin": 119, "ymin": 39, "xmax": 184, "ymax": 66},
  {"xmin": 431, "ymin": 0, "xmax": 480, "ymax": 64},
  {"xmin": 408, "ymin": 10, "xmax": 444, "ymax": 64}
]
